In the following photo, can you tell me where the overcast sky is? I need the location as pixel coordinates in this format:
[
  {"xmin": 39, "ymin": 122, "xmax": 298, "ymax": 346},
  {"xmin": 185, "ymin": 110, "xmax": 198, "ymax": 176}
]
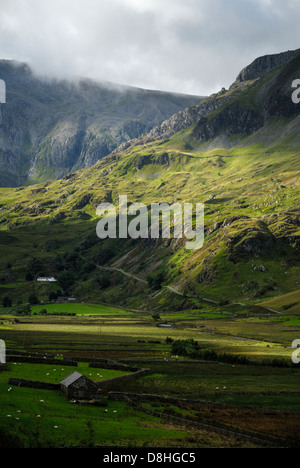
[{"xmin": 0, "ymin": 0, "xmax": 299, "ymax": 96}]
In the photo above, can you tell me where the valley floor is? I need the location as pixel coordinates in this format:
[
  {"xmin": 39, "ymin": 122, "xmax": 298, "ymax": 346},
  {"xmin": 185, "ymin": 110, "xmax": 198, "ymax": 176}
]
[{"xmin": 1, "ymin": 301, "xmax": 300, "ymax": 448}]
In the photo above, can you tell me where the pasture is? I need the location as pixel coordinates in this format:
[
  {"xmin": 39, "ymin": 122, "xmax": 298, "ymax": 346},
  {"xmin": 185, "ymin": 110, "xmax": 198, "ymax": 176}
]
[{"xmin": 1, "ymin": 303, "xmax": 300, "ymax": 447}]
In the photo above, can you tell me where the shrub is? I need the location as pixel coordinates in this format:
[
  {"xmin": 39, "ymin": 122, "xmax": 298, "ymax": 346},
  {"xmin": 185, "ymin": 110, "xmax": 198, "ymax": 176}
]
[
  {"xmin": 38, "ymin": 309, "xmax": 48, "ymax": 315},
  {"xmin": 14, "ymin": 305, "xmax": 31, "ymax": 316}
]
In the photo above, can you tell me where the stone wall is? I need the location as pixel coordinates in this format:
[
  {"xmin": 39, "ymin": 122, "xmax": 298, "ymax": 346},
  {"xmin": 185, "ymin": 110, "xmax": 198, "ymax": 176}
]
[
  {"xmin": 97, "ymin": 369, "xmax": 151, "ymax": 393},
  {"xmin": 89, "ymin": 359, "xmax": 139, "ymax": 373},
  {"xmin": 8, "ymin": 377, "xmax": 60, "ymax": 390},
  {"xmin": 108, "ymin": 392, "xmax": 202, "ymax": 405},
  {"xmin": 7, "ymin": 356, "xmax": 78, "ymax": 366}
]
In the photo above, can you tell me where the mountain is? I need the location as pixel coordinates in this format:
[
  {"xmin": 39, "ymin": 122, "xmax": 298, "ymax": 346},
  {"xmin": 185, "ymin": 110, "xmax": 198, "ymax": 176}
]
[
  {"xmin": 191, "ymin": 49, "xmax": 300, "ymax": 147},
  {"xmin": 0, "ymin": 60, "xmax": 202, "ymax": 187},
  {"xmin": 0, "ymin": 49, "xmax": 299, "ymax": 313},
  {"xmin": 112, "ymin": 48, "xmax": 300, "ymax": 151}
]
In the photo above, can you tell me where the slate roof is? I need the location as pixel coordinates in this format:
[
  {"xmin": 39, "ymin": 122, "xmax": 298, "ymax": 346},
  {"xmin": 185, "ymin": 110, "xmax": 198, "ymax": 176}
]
[{"xmin": 60, "ymin": 371, "xmax": 83, "ymax": 387}]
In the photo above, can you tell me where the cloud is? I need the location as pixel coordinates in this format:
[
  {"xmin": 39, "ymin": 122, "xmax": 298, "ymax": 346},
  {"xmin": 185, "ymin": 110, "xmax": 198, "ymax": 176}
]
[{"xmin": 0, "ymin": 0, "xmax": 299, "ymax": 95}]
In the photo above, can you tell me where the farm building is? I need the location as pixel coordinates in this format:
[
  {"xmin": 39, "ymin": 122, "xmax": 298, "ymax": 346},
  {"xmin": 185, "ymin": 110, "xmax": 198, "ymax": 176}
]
[
  {"xmin": 37, "ymin": 277, "xmax": 57, "ymax": 282},
  {"xmin": 60, "ymin": 372, "xmax": 101, "ymax": 400}
]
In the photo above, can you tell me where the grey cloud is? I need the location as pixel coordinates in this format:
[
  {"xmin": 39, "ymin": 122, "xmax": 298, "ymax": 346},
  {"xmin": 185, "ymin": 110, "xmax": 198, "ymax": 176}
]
[{"xmin": 0, "ymin": 0, "xmax": 299, "ymax": 95}]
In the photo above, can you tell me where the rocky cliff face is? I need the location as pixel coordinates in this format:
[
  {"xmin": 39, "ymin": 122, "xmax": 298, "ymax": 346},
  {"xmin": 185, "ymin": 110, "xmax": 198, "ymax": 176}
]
[
  {"xmin": 192, "ymin": 51, "xmax": 300, "ymax": 145},
  {"xmin": 0, "ymin": 60, "xmax": 202, "ymax": 186},
  {"xmin": 234, "ymin": 49, "xmax": 300, "ymax": 83},
  {"xmin": 192, "ymin": 103, "xmax": 263, "ymax": 143},
  {"xmin": 143, "ymin": 89, "xmax": 241, "ymax": 141}
]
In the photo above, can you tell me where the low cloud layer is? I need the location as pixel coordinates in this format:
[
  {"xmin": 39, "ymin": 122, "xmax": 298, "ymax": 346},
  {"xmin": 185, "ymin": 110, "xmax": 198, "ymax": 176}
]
[{"xmin": 0, "ymin": 0, "xmax": 299, "ymax": 95}]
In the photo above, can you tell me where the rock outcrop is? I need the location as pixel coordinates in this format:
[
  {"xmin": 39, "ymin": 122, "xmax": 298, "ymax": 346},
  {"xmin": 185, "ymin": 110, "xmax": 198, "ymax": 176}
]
[{"xmin": 234, "ymin": 49, "xmax": 300, "ymax": 83}]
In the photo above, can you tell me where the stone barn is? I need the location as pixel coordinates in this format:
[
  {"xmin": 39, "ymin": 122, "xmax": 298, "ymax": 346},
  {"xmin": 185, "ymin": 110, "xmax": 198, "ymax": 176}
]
[{"xmin": 60, "ymin": 372, "xmax": 101, "ymax": 401}]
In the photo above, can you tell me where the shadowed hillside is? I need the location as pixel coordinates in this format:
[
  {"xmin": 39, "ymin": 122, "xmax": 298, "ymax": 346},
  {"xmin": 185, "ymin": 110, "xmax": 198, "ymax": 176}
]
[{"xmin": 0, "ymin": 60, "xmax": 202, "ymax": 187}]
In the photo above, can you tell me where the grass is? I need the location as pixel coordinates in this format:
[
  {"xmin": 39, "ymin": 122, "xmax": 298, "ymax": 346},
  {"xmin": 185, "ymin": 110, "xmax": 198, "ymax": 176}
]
[
  {"xmin": 29, "ymin": 302, "xmax": 132, "ymax": 316},
  {"xmin": 0, "ymin": 362, "xmax": 253, "ymax": 448},
  {"xmin": 0, "ymin": 385, "xmax": 192, "ymax": 448},
  {"xmin": 1, "ymin": 304, "xmax": 300, "ymax": 447},
  {"xmin": 119, "ymin": 360, "xmax": 300, "ymax": 411},
  {"xmin": 6, "ymin": 362, "xmax": 130, "ymax": 383},
  {"xmin": 259, "ymin": 290, "xmax": 300, "ymax": 313},
  {"xmin": 0, "ymin": 309, "xmax": 298, "ymax": 361},
  {"xmin": 0, "ymin": 141, "xmax": 299, "ymax": 310},
  {"xmin": 241, "ymin": 315, "xmax": 300, "ymax": 327},
  {"xmin": 1, "ymin": 355, "xmax": 300, "ymax": 447}
]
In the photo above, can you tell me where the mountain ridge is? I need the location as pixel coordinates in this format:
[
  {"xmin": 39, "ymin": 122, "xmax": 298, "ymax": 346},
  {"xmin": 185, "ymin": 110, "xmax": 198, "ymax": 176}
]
[
  {"xmin": 234, "ymin": 49, "xmax": 300, "ymax": 83},
  {"xmin": 109, "ymin": 48, "xmax": 300, "ymax": 157},
  {"xmin": 0, "ymin": 59, "xmax": 203, "ymax": 187}
]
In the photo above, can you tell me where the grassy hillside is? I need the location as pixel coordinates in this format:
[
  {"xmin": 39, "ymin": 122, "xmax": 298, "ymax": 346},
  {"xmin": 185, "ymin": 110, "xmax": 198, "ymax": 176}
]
[
  {"xmin": 0, "ymin": 53, "xmax": 299, "ymax": 312},
  {"xmin": 0, "ymin": 133, "xmax": 299, "ymax": 310}
]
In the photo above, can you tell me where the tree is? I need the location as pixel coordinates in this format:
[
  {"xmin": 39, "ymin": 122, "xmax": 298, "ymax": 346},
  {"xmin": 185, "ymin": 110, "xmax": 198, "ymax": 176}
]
[
  {"xmin": 96, "ymin": 274, "xmax": 110, "ymax": 289},
  {"xmin": 2, "ymin": 296, "xmax": 12, "ymax": 307},
  {"xmin": 28, "ymin": 293, "xmax": 39, "ymax": 305},
  {"xmin": 152, "ymin": 313, "xmax": 161, "ymax": 322},
  {"xmin": 171, "ymin": 339, "xmax": 200, "ymax": 358},
  {"xmin": 96, "ymin": 248, "xmax": 115, "ymax": 265},
  {"xmin": 147, "ymin": 271, "xmax": 165, "ymax": 290},
  {"xmin": 14, "ymin": 304, "xmax": 31, "ymax": 316},
  {"xmin": 49, "ymin": 291, "xmax": 58, "ymax": 301},
  {"xmin": 27, "ymin": 258, "xmax": 44, "ymax": 276},
  {"xmin": 25, "ymin": 272, "xmax": 34, "ymax": 281},
  {"xmin": 81, "ymin": 261, "xmax": 96, "ymax": 273},
  {"xmin": 58, "ymin": 271, "xmax": 75, "ymax": 292}
]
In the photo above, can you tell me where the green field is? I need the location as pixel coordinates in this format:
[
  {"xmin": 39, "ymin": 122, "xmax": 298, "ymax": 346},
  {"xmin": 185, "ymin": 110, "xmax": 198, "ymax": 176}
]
[
  {"xmin": 29, "ymin": 302, "xmax": 132, "ymax": 316},
  {"xmin": 1, "ymin": 290, "xmax": 300, "ymax": 447},
  {"xmin": 0, "ymin": 359, "xmax": 260, "ymax": 448},
  {"xmin": 0, "ymin": 379, "xmax": 205, "ymax": 448},
  {"xmin": 5, "ymin": 361, "xmax": 130, "ymax": 383},
  {"xmin": 259, "ymin": 290, "xmax": 300, "ymax": 313}
]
